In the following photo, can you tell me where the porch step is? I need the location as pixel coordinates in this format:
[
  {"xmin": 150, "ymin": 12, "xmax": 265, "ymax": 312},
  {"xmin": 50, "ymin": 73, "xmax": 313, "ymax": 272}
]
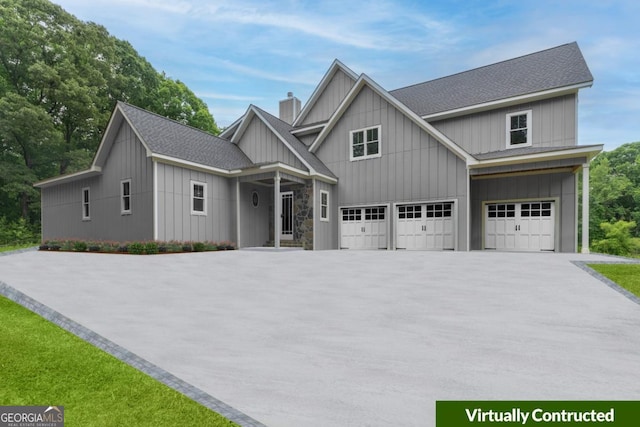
[{"xmin": 263, "ymin": 240, "xmax": 304, "ymax": 248}]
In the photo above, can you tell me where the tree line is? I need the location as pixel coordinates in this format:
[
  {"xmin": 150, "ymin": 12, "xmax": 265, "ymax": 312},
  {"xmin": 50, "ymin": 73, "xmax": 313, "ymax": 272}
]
[{"xmin": 0, "ymin": 0, "xmax": 218, "ymax": 228}]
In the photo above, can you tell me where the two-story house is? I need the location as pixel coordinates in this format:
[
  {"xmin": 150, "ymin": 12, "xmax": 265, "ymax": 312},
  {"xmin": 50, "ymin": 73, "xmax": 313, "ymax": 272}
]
[{"xmin": 35, "ymin": 42, "xmax": 602, "ymax": 252}]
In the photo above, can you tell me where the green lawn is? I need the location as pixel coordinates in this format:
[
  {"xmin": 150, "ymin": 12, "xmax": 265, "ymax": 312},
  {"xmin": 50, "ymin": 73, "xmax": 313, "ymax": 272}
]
[
  {"xmin": 588, "ymin": 264, "xmax": 640, "ymax": 298},
  {"xmin": 0, "ymin": 295, "xmax": 238, "ymax": 427},
  {"xmin": 0, "ymin": 242, "xmax": 38, "ymax": 252}
]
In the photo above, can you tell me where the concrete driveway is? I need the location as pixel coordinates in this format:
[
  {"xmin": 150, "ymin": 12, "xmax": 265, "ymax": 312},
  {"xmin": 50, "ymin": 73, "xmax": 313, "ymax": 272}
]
[{"xmin": 1, "ymin": 249, "xmax": 639, "ymax": 427}]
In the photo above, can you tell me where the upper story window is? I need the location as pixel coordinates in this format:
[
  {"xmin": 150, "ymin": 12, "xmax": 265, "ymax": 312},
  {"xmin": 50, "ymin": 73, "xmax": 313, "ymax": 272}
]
[
  {"xmin": 506, "ymin": 110, "xmax": 532, "ymax": 148},
  {"xmin": 320, "ymin": 190, "xmax": 329, "ymax": 221},
  {"xmin": 121, "ymin": 179, "xmax": 131, "ymax": 214},
  {"xmin": 350, "ymin": 125, "xmax": 381, "ymax": 161},
  {"xmin": 82, "ymin": 187, "xmax": 90, "ymax": 220},
  {"xmin": 191, "ymin": 180, "xmax": 207, "ymax": 215}
]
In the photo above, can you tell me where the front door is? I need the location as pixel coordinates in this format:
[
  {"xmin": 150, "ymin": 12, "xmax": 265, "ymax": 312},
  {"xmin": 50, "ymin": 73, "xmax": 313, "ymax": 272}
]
[{"xmin": 281, "ymin": 191, "xmax": 294, "ymax": 240}]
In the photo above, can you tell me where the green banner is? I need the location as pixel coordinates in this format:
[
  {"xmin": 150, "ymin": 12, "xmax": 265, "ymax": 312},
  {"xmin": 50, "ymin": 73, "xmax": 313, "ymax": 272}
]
[{"xmin": 436, "ymin": 401, "xmax": 640, "ymax": 426}]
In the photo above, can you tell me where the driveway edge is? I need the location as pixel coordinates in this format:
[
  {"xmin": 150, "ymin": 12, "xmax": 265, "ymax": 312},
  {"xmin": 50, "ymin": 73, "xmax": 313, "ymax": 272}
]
[
  {"xmin": 572, "ymin": 260, "xmax": 640, "ymax": 306},
  {"xmin": 0, "ymin": 280, "xmax": 267, "ymax": 427}
]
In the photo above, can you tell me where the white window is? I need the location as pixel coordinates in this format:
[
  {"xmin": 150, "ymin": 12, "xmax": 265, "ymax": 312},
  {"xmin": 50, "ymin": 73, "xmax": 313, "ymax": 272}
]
[
  {"xmin": 121, "ymin": 179, "xmax": 131, "ymax": 214},
  {"xmin": 506, "ymin": 110, "xmax": 532, "ymax": 148},
  {"xmin": 82, "ymin": 187, "xmax": 90, "ymax": 220},
  {"xmin": 191, "ymin": 181, "xmax": 207, "ymax": 215},
  {"xmin": 320, "ymin": 190, "xmax": 329, "ymax": 221},
  {"xmin": 350, "ymin": 125, "xmax": 381, "ymax": 160}
]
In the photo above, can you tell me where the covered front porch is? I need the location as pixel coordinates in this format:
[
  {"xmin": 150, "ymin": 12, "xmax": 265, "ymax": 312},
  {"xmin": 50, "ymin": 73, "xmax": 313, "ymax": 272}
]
[{"xmin": 235, "ymin": 167, "xmax": 315, "ymax": 249}]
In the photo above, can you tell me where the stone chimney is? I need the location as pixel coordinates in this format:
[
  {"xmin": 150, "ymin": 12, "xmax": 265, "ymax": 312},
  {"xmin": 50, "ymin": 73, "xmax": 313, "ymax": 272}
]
[{"xmin": 279, "ymin": 92, "xmax": 301, "ymax": 124}]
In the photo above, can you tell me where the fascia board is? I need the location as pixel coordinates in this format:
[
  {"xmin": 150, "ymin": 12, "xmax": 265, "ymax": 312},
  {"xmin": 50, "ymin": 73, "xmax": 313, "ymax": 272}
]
[
  {"xmin": 310, "ymin": 74, "xmax": 474, "ymax": 164},
  {"xmin": 290, "ymin": 122, "xmax": 326, "ymax": 135},
  {"xmin": 92, "ymin": 106, "xmax": 124, "ymax": 167},
  {"xmin": 152, "ymin": 154, "xmax": 236, "ymax": 176},
  {"xmin": 230, "ymin": 107, "xmax": 255, "ymax": 144},
  {"xmin": 470, "ymin": 145, "xmax": 603, "ymax": 169},
  {"xmin": 219, "ymin": 116, "xmax": 243, "ymax": 140},
  {"xmin": 292, "ymin": 59, "xmax": 358, "ymax": 127},
  {"xmin": 34, "ymin": 166, "xmax": 102, "ymax": 188},
  {"xmin": 234, "ymin": 162, "xmax": 338, "ymax": 184},
  {"xmin": 423, "ymin": 82, "xmax": 593, "ymax": 121}
]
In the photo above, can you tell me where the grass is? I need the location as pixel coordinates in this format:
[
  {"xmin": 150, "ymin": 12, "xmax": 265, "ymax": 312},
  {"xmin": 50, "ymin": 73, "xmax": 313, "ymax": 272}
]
[
  {"xmin": 0, "ymin": 242, "xmax": 38, "ymax": 253},
  {"xmin": 588, "ymin": 264, "xmax": 640, "ymax": 298},
  {"xmin": 0, "ymin": 295, "xmax": 238, "ymax": 427}
]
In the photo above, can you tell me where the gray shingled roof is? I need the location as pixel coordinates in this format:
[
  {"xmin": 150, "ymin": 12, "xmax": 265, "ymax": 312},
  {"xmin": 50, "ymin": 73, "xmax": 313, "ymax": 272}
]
[
  {"xmin": 118, "ymin": 102, "xmax": 253, "ymax": 170},
  {"xmin": 389, "ymin": 42, "xmax": 593, "ymax": 117},
  {"xmin": 255, "ymin": 106, "xmax": 337, "ymax": 179}
]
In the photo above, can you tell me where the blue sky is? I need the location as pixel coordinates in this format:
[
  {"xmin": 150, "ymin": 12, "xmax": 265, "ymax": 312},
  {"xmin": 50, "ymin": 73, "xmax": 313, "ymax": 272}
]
[{"xmin": 52, "ymin": 0, "xmax": 639, "ymax": 151}]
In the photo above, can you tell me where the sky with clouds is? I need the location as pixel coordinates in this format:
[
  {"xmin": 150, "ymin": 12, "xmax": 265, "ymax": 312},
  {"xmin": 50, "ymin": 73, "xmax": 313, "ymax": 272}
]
[{"xmin": 52, "ymin": 0, "xmax": 639, "ymax": 151}]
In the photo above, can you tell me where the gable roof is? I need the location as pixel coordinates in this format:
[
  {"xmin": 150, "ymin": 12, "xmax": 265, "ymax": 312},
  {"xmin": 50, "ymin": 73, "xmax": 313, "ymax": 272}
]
[
  {"xmin": 389, "ymin": 42, "xmax": 593, "ymax": 119},
  {"xmin": 309, "ymin": 73, "xmax": 474, "ymax": 163},
  {"xmin": 292, "ymin": 59, "xmax": 358, "ymax": 128},
  {"xmin": 254, "ymin": 107, "xmax": 337, "ymax": 179},
  {"xmin": 230, "ymin": 105, "xmax": 336, "ymax": 179},
  {"xmin": 115, "ymin": 102, "xmax": 253, "ymax": 170}
]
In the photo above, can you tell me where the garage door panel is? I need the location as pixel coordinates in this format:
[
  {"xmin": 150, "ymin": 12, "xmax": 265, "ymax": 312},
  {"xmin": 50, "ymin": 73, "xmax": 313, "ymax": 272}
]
[
  {"xmin": 341, "ymin": 207, "xmax": 387, "ymax": 250},
  {"xmin": 485, "ymin": 202, "xmax": 555, "ymax": 251},
  {"xmin": 396, "ymin": 202, "xmax": 455, "ymax": 250}
]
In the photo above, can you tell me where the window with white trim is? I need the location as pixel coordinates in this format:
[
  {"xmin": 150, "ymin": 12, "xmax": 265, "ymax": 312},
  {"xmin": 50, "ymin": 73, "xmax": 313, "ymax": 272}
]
[
  {"xmin": 350, "ymin": 125, "xmax": 381, "ymax": 160},
  {"xmin": 320, "ymin": 190, "xmax": 329, "ymax": 221},
  {"xmin": 121, "ymin": 179, "xmax": 131, "ymax": 214},
  {"xmin": 82, "ymin": 187, "xmax": 90, "ymax": 220},
  {"xmin": 191, "ymin": 181, "xmax": 207, "ymax": 215},
  {"xmin": 506, "ymin": 110, "xmax": 532, "ymax": 148}
]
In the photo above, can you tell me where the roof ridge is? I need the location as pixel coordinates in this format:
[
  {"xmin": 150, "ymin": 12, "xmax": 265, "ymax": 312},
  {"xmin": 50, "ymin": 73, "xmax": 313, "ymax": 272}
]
[
  {"xmin": 117, "ymin": 100, "xmax": 224, "ymax": 140},
  {"xmin": 390, "ymin": 42, "xmax": 578, "ymax": 93}
]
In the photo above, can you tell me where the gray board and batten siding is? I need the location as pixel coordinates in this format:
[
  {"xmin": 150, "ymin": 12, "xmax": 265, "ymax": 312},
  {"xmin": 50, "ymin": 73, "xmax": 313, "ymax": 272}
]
[
  {"xmin": 237, "ymin": 115, "xmax": 306, "ymax": 170},
  {"xmin": 155, "ymin": 162, "xmax": 236, "ymax": 243},
  {"xmin": 298, "ymin": 68, "xmax": 357, "ymax": 127},
  {"xmin": 315, "ymin": 84, "xmax": 469, "ymax": 251},
  {"xmin": 41, "ymin": 121, "xmax": 154, "ymax": 242},
  {"xmin": 430, "ymin": 95, "xmax": 578, "ymax": 155}
]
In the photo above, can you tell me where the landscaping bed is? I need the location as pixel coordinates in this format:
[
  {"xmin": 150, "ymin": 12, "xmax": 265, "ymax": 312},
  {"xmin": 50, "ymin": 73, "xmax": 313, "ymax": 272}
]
[{"xmin": 38, "ymin": 240, "xmax": 236, "ymax": 254}]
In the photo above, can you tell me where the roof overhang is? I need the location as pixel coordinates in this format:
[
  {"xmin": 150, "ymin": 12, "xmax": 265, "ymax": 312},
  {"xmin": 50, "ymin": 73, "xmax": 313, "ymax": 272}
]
[
  {"xmin": 423, "ymin": 82, "xmax": 593, "ymax": 122},
  {"xmin": 290, "ymin": 122, "xmax": 326, "ymax": 136},
  {"xmin": 34, "ymin": 166, "xmax": 103, "ymax": 188},
  {"xmin": 468, "ymin": 144, "xmax": 603, "ymax": 169},
  {"xmin": 236, "ymin": 162, "xmax": 338, "ymax": 184}
]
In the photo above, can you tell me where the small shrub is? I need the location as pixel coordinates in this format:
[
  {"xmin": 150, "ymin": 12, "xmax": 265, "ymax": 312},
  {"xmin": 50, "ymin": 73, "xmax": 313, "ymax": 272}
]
[
  {"xmin": 192, "ymin": 242, "xmax": 206, "ymax": 252},
  {"xmin": 117, "ymin": 245, "xmax": 128, "ymax": 253},
  {"xmin": 39, "ymin": 244, "xmax": 49, "ymax": 251},
  {"xmin": 88, "ymin": 245, "xmax": 101, "ymax": 252},
  {"xmin": 182, "ymin": 244, "xmax": 192, "ymax": 252},
  {"xmin": 73, "ymin": 241, "xmax": 88, "ymax": 252},
  {"xmin": 204, "ymin": 241, "xmax": 218, "ymax": 251},
  {"xmin": 158, "ymin": 246, "xmax": 167, "ymax": 253},
  {"xmin": 128, "ymin": 242, "xmax": 145, "ymax": 255},
  {"xmin": 144, "ymin": 242, "xmax": 159, "ymax": 255},
  {"xmin": 61, "ymin": 240, "xmax": 74, "ymax": 251},
  {"xmin": 592, "ymin": 220, "xmax": 637, "ymax": 256}
]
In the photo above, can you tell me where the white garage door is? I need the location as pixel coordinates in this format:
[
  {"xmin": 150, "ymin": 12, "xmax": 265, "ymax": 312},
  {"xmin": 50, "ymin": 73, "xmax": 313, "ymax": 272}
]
[
  {"xmin": 396, "ymin": 202, "xmax": 454, "ymax": 250},
  {"xmin": 340, "ymin": 207, "xmax": 387, "ymax": 249},
  {"xmin": 485, "ymin": 201, "xmax": 555, "ymax": 251}
]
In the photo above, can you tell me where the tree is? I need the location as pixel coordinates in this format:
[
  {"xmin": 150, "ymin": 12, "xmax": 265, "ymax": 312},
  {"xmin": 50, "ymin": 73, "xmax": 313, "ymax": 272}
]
[
  {"xmin": 0, "ymin": 0, "xmax": 219, "ymax": 226},
  {"xmin": 589, "ymin": 142, "xmax": 640, "ymax": 241}
]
